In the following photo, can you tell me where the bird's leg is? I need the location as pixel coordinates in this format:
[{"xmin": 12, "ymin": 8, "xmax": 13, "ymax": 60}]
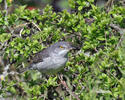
[
  {"xmin": 58, "ymin": 74, "xmax": 80, "ymax": 100},
  {"xmin": 58, "ymin": 74, "xmax": 63, "ymax": 82}
]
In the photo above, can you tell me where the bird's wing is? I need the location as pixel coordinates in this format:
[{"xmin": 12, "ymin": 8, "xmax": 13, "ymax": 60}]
[{"xmin": 31, "ymin": 48, "xmax": 50, "ymax": 64}]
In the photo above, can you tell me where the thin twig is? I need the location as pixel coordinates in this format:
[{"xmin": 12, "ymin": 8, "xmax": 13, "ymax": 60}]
[
  {"xmin": 107, "ymin": 70, "xmax": 123, "ymax": 87},
  {"xmin": 59, "ymin": 75, "xmax": 80, "ymax": 100},
  {"xmin": 14, "ymin": 23, "xmax": 30, "ymax": 29},
  {"xmin": 19, "ymin": 28, "xmax": 24, "ymax": 37},
  {"xmin": 104, "ymin": 0, "xmax": 114, "ymax": 12},
  {"xmin": 19, "ymin": 18, "xmax": 41, "ymax": 31},
  {"xmin": 31, "ymin": 21, "xmax": 42, "ymax": 31},
  {"xmin": 110, "ymin": 24, "xmax": 122, "ymax": 34},
  {"xmin": 105, "ymin": 32, "xmax": 107, "ymax": 49},
  {"xmin": 0, "ymin": 64, "xmax": 10, "ymax": 81},
  {"xmin": 0, "ymin": 64, "xmax": 19, "ymax": 81},
  {"xmin": 0, "ymin": 40, "xmax": 8, "ymax": 52},
  {"xmin": 4, "ymin": 0, "xmax": 8, "ymax": 17},
  {"xmin": 110, "ymin": 24, "xmax": 125, "ymax": 49},
  {"xmin": 116, "ymin": 33, "xmax": 124, "ymax": 49}
]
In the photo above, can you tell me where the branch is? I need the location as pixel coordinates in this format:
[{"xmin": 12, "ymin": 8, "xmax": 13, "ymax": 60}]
[
  {"xmin": 59, "ymin": 75, "xmax": 80, "ymax": 100},
  {"xmin": 110, "ymin": 24, "xmax": 125, "ymax": 49},
  {"xmin": 104, "ymin": 0, "xmax": 114, "ymax": 12},
  {"xmin": 4, "ymin": 0, "xmax": 8, "ymax": 16}
]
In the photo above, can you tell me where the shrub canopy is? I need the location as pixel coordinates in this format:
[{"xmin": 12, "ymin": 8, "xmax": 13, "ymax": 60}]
[{"xmin": 0, "ymin": 0, "xmax": 125, "ymax": 99}]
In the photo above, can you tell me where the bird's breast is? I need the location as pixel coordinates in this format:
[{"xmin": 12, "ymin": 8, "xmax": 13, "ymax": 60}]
[
  {"xmin": 52, "ymin": 57, "xmax": 68, "ymax": 68},
  {"xmin": 32, "ymin": 57, "xmax": 68, "ymax": 74}
]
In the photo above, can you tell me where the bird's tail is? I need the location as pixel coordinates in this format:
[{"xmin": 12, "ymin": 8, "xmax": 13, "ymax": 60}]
[{"xmin": 19, "ymin": 66, "xmax": 31, "ymax": 73}]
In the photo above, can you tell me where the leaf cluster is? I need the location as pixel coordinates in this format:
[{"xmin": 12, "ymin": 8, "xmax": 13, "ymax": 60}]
[{"xmin": 0, "ymin": 0, "xmax": 125, "ymax": 100}]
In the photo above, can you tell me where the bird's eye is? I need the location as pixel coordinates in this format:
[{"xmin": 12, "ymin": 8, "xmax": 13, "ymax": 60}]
[{"xmin": 59, "ymin": 46, "xmax": 64, "ymax": 49}]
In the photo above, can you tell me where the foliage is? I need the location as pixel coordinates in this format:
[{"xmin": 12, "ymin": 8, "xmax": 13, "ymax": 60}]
[{"xmin": 0, "ymin": 0, "xmax": 125, "ymax": 100}]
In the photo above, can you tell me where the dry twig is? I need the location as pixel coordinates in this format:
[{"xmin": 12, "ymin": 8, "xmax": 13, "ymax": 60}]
[
  {"xmin": 59, "ymin": 75, "xmax": 80, "ymax": 100},
  {"xmin": 110, "ymin": 24, "xmax": 125, "ymax": 49},
  {"xmin": 4, "ymin": 0, "xmax": 8, "ymax": 16},
  {"xmin": 104, "ymin": 0, "xmax": 114, "ymax": 12}
]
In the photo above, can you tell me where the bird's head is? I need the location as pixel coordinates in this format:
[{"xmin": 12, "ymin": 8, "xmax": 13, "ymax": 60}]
[{"xmin": 49, "ymin": 41, "xmax": 76, "ymax": 57}]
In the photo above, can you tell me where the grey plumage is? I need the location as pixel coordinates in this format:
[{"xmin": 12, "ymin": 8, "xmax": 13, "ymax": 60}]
[{"xmin": 21, "ymin": 41, "xmax": 76, "ymax": 74}]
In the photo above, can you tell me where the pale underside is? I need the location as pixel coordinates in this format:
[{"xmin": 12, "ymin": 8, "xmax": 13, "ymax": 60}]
[{"xmin": 30, "ymin": 56, "xmax": 68, "ymax": 74}]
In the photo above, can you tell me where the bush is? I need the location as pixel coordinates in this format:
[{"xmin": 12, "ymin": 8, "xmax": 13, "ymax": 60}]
[{"xmin": 0, "ymin": 0, "xmax": 125, "ymax": 99}]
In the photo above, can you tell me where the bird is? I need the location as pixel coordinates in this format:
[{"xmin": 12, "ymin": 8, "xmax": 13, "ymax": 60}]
[{"xmin": 20, "ymin": 41, "xmax": 77, "ymax": 74}]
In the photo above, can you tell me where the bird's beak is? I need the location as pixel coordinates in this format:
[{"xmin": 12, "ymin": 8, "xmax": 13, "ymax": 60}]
[{"xmin": 69, "ymin": 45, "xmax": 80, "ymax": 50}]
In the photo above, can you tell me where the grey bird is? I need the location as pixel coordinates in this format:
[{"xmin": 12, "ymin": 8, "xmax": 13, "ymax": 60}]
[{"xmin": 21, "ymin": 41, "xmax": 76, "ymax": 74}]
